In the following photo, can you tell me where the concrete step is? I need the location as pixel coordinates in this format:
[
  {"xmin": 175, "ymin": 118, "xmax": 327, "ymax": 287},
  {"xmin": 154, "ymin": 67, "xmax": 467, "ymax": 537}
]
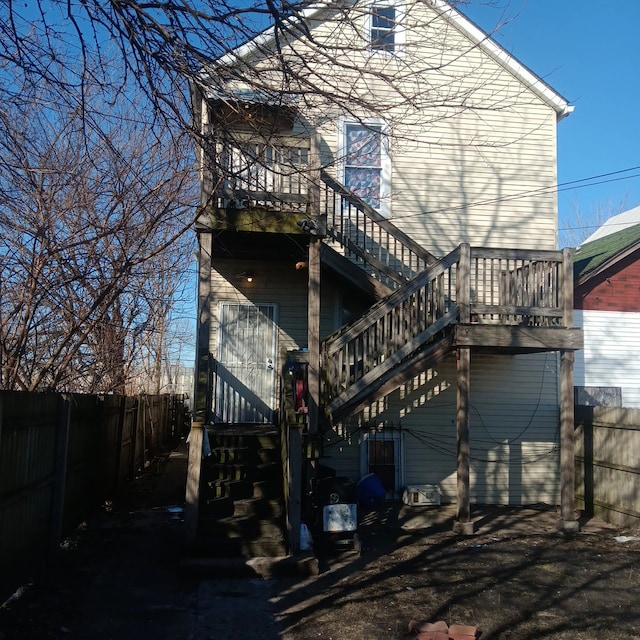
[
  {"xmin": 180, "ymin": 553, "xmax": 319, "ymax": 578},
  {"xmin": 200, "ymin": 515, "xmax": 284, "ymax": 539}
]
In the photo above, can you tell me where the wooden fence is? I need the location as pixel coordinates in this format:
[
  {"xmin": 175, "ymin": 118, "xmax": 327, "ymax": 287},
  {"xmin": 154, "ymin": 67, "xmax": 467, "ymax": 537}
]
[
  {"xmin": 0, "ymin": 391, "xmax": 187, "ymax": 600},
  {"xmin": 575, "ymin": 405, "xmax": 640, "ymax": 529}
]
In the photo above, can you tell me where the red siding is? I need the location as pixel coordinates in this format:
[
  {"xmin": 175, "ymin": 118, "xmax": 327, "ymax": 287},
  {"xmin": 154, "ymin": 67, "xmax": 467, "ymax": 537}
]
[{"xmin": 575, "ymin": 254, "xmax": 640, "ymax": 312}]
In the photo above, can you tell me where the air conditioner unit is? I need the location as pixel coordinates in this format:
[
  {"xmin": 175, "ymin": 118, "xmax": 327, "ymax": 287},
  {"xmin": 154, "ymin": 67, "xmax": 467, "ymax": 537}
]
[{"xmin": 402, "ymin": 484, "xmax": 441, "ymax": 506}]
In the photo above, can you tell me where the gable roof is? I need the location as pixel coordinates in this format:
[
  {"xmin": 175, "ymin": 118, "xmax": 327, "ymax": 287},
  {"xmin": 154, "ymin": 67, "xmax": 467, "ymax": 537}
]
[
  {"xmin": 216, "ymin": 0, "xmax": 572, "ymax": 120},
  {"xmin": 574, "ymin": 222, "xmax": 640, "ymax": 285},
  {"xmin": 580, "ymin": 205, "xmax": 640, "ymax": 245},
  {"xmin": 428, "ymin": 0, "xmax": 572, "ymax": 120}
]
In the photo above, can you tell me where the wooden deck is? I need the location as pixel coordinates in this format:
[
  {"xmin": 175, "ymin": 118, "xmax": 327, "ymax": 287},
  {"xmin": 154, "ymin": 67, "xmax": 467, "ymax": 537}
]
[{"xmin": 320, "ymin": 243, "xmax": 582, "ymax": 421}]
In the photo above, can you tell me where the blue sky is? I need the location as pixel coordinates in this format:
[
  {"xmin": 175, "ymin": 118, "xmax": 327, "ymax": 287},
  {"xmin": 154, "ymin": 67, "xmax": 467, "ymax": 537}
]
[{"xmin": 463, "ymin": 1, "xmax": 640, "ymax": 245}]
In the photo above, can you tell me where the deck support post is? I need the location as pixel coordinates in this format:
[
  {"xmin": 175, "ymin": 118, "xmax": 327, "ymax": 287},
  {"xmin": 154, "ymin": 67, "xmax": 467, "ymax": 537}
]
[
  {"xmin": 186, "ymin": 231, "xmax": 212, "ymax": 547},
  {"xmin": 559, "ymin": 349, "xmax": 579, "ymax": 532},
  {"xmin": 307, "ymin": 238, "xmax": 321, "ymax": 435},
  {"xmin": 194, "ymin": 231, "xmax": 212, "ymax": 425},
  {"xmin": 185, "ymin": 421, "xmax": 205, "ymax": 547},
  {"xmin": 559, "ymin": 248, "xmax": 579, "ymax": 532},
  {"xmin": 454, "ymin": 243, "xmax": 473, "ymax": 534},
  {"xmin": 453, "ymin": 346, "xmax": 473, "ymax": 535},
  {"xmin": 287, "ymin": 425, "xmax": 303, "ymax": 553}
]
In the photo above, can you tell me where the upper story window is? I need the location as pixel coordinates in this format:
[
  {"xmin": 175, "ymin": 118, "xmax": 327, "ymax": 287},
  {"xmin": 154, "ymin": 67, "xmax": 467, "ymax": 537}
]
[
  {"xmin": 340, "ymin": 118, "xmax": 391, "ymax": 217},
  {"xmin": 368, "ymin": 3, "xmax": 404, "ymax": 54},
  {"xmin": 371, "ymin": 6, "xmax": 396, "ymax": 51}
]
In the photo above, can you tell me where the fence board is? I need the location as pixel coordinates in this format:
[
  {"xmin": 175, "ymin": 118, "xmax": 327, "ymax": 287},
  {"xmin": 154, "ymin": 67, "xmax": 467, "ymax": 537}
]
[
  {"xmin": 575, "ymin": 405, "xmax": 640, "ymax": 528},
  {"xmin": 0, "ymin": 391, "xmax": 185, "ymax": 601}
]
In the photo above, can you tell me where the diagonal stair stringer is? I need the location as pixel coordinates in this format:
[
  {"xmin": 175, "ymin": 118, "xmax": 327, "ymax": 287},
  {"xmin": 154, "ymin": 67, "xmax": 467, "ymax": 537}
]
[
  {"xmin": 329, "ymin": 329, "xmax": 455, "ymax": 423},
  {"xmin": 322, "ymin": 247, "xmax": 463, "ymax": 423}
]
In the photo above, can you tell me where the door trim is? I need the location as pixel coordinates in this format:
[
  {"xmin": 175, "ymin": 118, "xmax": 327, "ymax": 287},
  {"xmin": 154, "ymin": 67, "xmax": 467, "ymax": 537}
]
[
  {"xmin": 214, "ymin": 301, "xmax": 278, "ymax": 424},
  {"xmin": 360, "ymin": 429, "xmax": 404, "ymax": 499}
]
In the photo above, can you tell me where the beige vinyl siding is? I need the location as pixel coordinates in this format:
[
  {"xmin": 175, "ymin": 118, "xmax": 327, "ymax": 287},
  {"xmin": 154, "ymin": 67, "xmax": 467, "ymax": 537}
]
[
  {"xmin": 241, "ymin": 0, "xmax": 561, "ymax": 254},
  {"xmin": 319, "ymin": 352, "xmax": 561, "ymax": 505},
  {"xmin": 209, "ymin": 259, "xmax": 339, "ymax": 403},
  {"xmin": 213, "ymin": 1, "xmax": 565, "ymax": 502}
]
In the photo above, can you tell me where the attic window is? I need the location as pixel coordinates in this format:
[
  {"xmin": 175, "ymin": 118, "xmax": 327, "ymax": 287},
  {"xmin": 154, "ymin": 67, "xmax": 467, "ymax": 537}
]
[
  {"xmin": 368, "ymin": 3, "xmax": 404, "ymax": 54},
  {"xmin": 370, "ymin": 5, "xmax": 397, "ymax": 52}
]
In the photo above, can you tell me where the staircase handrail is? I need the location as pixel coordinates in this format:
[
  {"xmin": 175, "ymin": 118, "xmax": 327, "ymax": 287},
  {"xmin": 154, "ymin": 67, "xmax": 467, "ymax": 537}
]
[
  {"xmin": 324, "ymin": 246, "xmax": 460, "ymax": 352},
  {"xmin": 321, "ymin": 243, "xmax": 573, "ymax": 419},
  {"xmin": 322, "ymin": 246, "xmax": 461, "ymax": 403},
  {"xmin": 321, "ymin": 170, "xmax": 437, "ymax": 285}
]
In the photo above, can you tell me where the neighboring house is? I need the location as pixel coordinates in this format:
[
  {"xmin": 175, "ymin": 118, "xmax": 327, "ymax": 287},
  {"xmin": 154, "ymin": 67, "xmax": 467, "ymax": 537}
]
[
  {"xmin": 581, "ymin": 205, "xmax": 640, "ymax": 244},
  {"xmin": 188, "ymin": 0, "xmax": 583, "ymax": 551},
  {"xmin": 574, "ymin": 218, "xmax": 640, "ymax": 408}
]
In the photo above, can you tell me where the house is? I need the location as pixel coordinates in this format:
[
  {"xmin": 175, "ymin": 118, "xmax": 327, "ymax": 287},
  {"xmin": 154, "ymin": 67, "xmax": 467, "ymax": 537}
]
[
  {"xmin": 574, "ymin": 212, "xmax": 640, "ymax": 408},
  {"xmin": 186, "ymin": 0, "xmax": 583, "ymax": 556}
]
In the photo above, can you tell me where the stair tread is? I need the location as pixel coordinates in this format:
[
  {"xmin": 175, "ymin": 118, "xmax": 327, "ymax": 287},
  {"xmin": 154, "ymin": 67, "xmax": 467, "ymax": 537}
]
[{"xmin": 199, "ymin": 425, "xmax": 285, "ymax": 558}]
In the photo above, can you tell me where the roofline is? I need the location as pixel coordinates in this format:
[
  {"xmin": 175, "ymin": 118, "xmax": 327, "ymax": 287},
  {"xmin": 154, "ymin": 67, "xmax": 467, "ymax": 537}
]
[
  {"xmin": 216, "ymin": 0, "xmax": 573, "ymax": 120},
  {"xmin": 429, "ymin": 0, "xmax": 572, "ymax": 120},
  {"xmin": 575, "ymin": 240, "xmax": 640, "ymax": 289},
  {"xmin": 216, "ymin": 2, "xmax": 325, "ymax": 67}
]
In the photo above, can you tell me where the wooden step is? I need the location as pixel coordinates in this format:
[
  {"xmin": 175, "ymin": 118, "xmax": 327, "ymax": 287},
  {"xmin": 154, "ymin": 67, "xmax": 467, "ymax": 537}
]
[
  {"xmin": 205, "ymin": 479, "xmax": 252, "ymax": 500},
  {"xmin": 209, "ymin": 446, "xmax": 250, "ymax": 464},
  {"xmin": 204, "ymin": 463, "xmax": 250, "ymax": 482},
  {"xmin": 193, "ymin": 535, "xmax": 288, "ymax": 559},
  {"xmin": 198, "ymin": 425, "xmax": 286, "ymax": 559},
  {"xmin": 232, "ymin": 498, "xmax": 283, "ymax": 519}
]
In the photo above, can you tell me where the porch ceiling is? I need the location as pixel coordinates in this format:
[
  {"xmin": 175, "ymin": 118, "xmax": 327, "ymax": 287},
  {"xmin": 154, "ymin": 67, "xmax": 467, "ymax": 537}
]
[{"xmin": 211, "ymin": 230, "xmax": 308, "ymax": 261}]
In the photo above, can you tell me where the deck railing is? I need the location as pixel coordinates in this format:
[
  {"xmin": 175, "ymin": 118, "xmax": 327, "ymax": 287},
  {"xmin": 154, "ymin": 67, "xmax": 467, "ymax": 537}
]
[
  {"xmin": 321, "ymin": 245, "xmax": 570, "ymax": 410},
  {"xmin": 210, "ymin": 133, "xmax": 436, "ymax": 284},
  {"xmin": 470, "ymin": 248, "xmax": 566, "ymax": 326},
  {"xmin": 322, "ymin": 246, "xmax": 461, "ymax": 403},
  {"xmin": 214, "ymin": 133, "xmax": 311, "ymax": 209}
]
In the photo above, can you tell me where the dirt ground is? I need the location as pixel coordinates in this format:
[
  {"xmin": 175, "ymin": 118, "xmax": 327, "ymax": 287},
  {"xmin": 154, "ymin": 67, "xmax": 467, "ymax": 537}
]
[{"xmin": 1, "ymin": 441, "xmax": 639, "ymax": 640}]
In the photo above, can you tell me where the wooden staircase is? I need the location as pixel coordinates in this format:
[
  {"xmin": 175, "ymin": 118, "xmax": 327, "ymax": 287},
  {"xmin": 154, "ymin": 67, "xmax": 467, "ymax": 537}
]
[
  {"xmin": 196, "ymin": 426, "xmax": 287, "ymax": 558},
  {"xmin": 322, "ymin": 245, "xmax": 461, "ymax": 422}
]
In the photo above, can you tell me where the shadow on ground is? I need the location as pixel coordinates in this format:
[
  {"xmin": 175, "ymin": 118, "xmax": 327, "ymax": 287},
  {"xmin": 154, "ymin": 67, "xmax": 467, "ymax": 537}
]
[{"xmin": 1, "ymin": 440, "xmax": 639, "ymax": 640}]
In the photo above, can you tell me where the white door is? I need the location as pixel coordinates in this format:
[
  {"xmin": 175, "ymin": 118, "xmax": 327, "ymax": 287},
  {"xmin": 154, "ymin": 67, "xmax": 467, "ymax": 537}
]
[{"xmin": 215, "ymin": 302, "xmax": 277, "ymax": 423}]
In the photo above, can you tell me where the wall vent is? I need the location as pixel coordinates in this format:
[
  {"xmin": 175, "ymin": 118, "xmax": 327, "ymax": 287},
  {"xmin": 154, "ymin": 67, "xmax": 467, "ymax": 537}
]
[{"xmin": 402, "ymin": 484, "xmax": 441, "ymax": 506}]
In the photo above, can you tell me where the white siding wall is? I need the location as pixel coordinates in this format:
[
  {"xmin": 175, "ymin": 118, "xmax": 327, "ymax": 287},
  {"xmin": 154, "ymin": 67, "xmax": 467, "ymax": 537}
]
[
  {"xmin": 575, "ymin": 310, "xmax": 640, "ymax": 408},
  {"xmin": 320, "ymin": 352, "xmax": 561, "ymax": 506}
]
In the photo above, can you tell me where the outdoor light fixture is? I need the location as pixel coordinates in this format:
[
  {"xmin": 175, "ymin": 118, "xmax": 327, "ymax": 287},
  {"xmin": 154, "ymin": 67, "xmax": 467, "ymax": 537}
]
[{"xmin": 235, "ymin": 270, "xmax": 255, "ymax": 283}]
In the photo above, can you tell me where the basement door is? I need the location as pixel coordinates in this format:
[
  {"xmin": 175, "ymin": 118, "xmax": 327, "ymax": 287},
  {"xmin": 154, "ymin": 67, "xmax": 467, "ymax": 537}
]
[
  {"xmin": 214, "ymin": 302, "xmax": 277, "ymax": 424},
  {"xmin": 360, "ymin": 430, "xmax": 403, "ymax": 500}
]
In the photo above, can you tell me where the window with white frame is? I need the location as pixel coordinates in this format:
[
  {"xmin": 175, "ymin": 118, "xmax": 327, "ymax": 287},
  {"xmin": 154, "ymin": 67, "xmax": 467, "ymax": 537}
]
[
  {"xmin": 340, "ymin": 118, "xmax": 391, "ymax": 216},
  {"xmin": 367, "ymin": 3, "xmax": 405, "ymax": 54}
]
